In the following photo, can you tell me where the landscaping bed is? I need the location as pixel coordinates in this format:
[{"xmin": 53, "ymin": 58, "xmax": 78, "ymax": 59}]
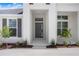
[
  {"xmin": 46, "ymin": 45, "xmax": 57, "ymax": 48},
  {"xmin": 56, "ymin": 44, "xmax": 79, "ymax": 48},
  {"xmin": 0, "ymin": 43, "xmax": 33, "ymax": 49},
  {"xmin": 46, "ymin": 44, "xmax": 79, "ymax": 48}
]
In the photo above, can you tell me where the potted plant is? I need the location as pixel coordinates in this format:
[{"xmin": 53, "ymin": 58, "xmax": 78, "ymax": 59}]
[
  {"xmin": 61, "ymin": 28, "xmax": 72, "ymax": 47},
  {"xmin": 0, "ymin": 26, "xmax": 12, "ymax": 48}
]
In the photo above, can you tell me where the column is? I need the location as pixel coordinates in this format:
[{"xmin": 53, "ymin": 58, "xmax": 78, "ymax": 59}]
[
  {"xmin": 48, "ymin": 4, "xmax": 57, "ymax": 44},
  {"xmin": 77, "ymin": 12, "xmax": 79, "ymax": 41},
  {"xmin": 22, "ymin": 4, "xmax": 31, "ymax": 44}
]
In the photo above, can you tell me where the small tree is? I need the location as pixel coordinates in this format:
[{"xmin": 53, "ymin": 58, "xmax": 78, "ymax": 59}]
[
  {"xmin": 2, "ymin": 26, "xmax": 11, "ymax": 38},
  {"xmin": 61, "ymin": 28, "xmax": 72, "ymax": 46},
  {"xmin": 0, "ymin": 26, "xmax": 12, "ymax": 48}
]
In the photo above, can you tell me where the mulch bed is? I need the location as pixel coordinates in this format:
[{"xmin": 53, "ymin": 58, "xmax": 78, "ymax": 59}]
[
  {"xmin": 0, "ymin": 43, "xmax": 33, "ymax": 49},
  {"xmin": 1, "ymin": 43, "xmax": 79, "ymax": 49},
  {"xmin": 56, "ymin": 44, "xmax": 79, "ymax": 48},
  {"xmin": 12, "ymin": 45, "xmax": 33, "ymax": 48},
  {"xmin": 46, "ymin": 45, "xmax": 57, "ymax": 48},
  {"xmin": 46, "ymin": 44, "xmax": 79, "ymax": 48}
]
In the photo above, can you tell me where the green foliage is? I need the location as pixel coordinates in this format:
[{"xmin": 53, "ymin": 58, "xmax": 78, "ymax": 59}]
[
  {"xmin": 15, "ymin": 40, "xmax": 27, "ymax": 47},
  {"xmin": 60, "ymin": 28, "xmax": 72, "ymax": 46},
  {"xmin": 22, "ymin": 40, "xmax": 27, "ymax": 45},
  {"xmin": 76, "ymin": 41, "xmax": 79, "ymax": 46},
  {"xmin": 61, "ymin": 29, "xmax": 72, "ymax": 39},
  {"xmin": 1, "ymin": 26, "xmax": 11, "ymax": 38},
  {"xmin": 63, "ymin": 40, "xmax": 68, "ymax": 46},
  {"xmin": 50, "ymin": 40, "xmax": 55, "ymax": 45}
]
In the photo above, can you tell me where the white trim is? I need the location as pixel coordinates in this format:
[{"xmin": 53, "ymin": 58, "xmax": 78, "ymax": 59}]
[
  {"xmin": 7, "ymin": 18, "xmax": 17, "ymax": 37},
  {"xmin": 57, "ymin": 15, "xmax": 69, "ymax": 35},
  {"xmin": 31, "ymin": 10, "xmax": 47, "ymax": 43},
  {"xmin": 1, "ymin": 15, "xmax": 22, "ymax": 38}
]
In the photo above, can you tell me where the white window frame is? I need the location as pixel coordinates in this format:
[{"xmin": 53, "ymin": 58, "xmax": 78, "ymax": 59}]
[
  {"xmin": 7, "ymin": 18, "xmax": 18, "ymax": 37},
  {"xmin": 57, "ymin": 15, "xmax": 69, "ymax": 36}
]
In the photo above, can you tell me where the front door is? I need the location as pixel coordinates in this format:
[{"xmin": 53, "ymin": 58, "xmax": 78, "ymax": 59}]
[
  {"xmin": 35, "ymin": 18, "xmax": 44, "ymax": 39},
  {"xmin": 35, "ymin": 23, "xmax": 43, "ymax": 38}
]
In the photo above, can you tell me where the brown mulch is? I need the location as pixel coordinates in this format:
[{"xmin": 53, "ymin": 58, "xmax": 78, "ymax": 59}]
[{"xmin": 46, "ymin": 44, "xmax": 79, "ymax": 48}]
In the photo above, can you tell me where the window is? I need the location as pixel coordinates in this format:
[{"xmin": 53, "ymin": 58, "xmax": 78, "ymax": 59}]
[
  {"xmin": 57, "ymin": 16, "xmax": 68, "ymax": 20},
  {"xmin": 2, "ymin": 18, "xmax": 22, "ymax": 37},
  {"xmin": 57, "ymin": 15, "xmax": 68, "ymax": 35},
  {"xmin": 35, "ymin": 18, "xmax": 43, "ymax": 21},
  {"xmin": 9, "ymin": 19, "xmax": 16, "ymax": 36},
  {"xmin": 9, "ymin": 19, "xmax": 16, "ymax": 27},
  {"xmin": 18, "ymin": 11, "xmax": 23, "ymax": 14},
  {"xmin": 46, "ymin": 3, "xmax": 50, "ymax": 5},
  {"xmin": 9, "ymin": 28, "xmax": 16, "ymax": 36},
  {"xmin": 29, "ymin": 3, "xmax": 34, "ymax": 5},
  {"xmin": 57, "ymin": 16, "xmax": 61, "ymax": 20}
]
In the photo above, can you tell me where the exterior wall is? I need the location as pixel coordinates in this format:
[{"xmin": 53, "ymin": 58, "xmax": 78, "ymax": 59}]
[
  {"xmin": 23, "ymin": 3, "xmax": 57, "ymax": 44},
  {"xmin": 0, "ymin": 14, "xmax": 23, "ymax": 43},
  {"xmin": 22, "ymin": 4, "xmax": 31, "ymax": 44},
  {"xmin": 69, "ymin": 12, "xmax": 77, "ymax": 43},
  {"xmin": 0, "ymin": 3, "xmax": 79, "ymax": 44},
  {"xmin": 57, "ymin": 3, "xmax": 79, "ymax": 12},
  {"xmin": 56, "ymin": 3, "xmax": 79, "ymax": 44},
  {"xmin": 48, "ymin": 4, "xmax": 57, "ymax": 43},
  {"xmin": 77, "ymin": 12, "xmax": 79, "ymax": 41},
  {"xmin": 57, "ymin": 12, "xmax": 77, "ymax": 44},
  {"xmin": 23, "ymin": 3, "xmax": 79, "ymax": 44}
]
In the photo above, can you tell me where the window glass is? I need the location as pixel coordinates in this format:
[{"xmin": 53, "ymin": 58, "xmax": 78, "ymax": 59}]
[
  {"xmin": 35, "ymin": 18, "xmax": 43, "ymax": 21},
  {"xmin": 46, "ymin": 3, "xmax": 50, "ymax": 5},
  {"xmin": 57, "ymin": 15, "xmax": 68, "ymax": 20},
  {"xmin": 62, "ymin": 16, "xmax": 68, "ymax": 20},
  {"xmin": 62, "ymin": 22, "xmax": 68, "ymax": 29},
  {"xmin": 57, "ymin": 16, "xmax": 61, "ymax": 20},
  {"xmin": 57, "ymin": 29, "xmax": 61, "ymax": 35},
  {"xmin": 9, "ymin": 28, "xmax": 16, "ymax": 36},
  {"xmin": 9, "ymin": 19, "xmax": 16, "ymax": 36},
  {"xmin": 9, "ymin": 19, "xmax": 16, "ymax": 27},
  {"xmin": 29, "ymin": 3, "xmax": 34, "ymax": 5},
  {"xmin": 57, "ymin": 22, "xmax": 61, "ymax": 29},
  {"xmin": 57, "ymin": 15, "xmax": 68, "ymax": 36}
]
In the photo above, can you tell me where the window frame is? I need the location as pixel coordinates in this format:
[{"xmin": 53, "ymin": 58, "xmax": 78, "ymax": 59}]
[
  {"xmin": 57, "ymin": 15, "xmax": 69, "ymax": 36},
  {"xmin": 7, "ymin": 18, "xmax": 18, "ymax": 37}
]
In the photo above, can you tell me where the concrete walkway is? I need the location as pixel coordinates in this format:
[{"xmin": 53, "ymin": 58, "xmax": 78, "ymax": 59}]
[{"xmin": 0, "ymin": 48, "xmax": 79, "ymax": 56}]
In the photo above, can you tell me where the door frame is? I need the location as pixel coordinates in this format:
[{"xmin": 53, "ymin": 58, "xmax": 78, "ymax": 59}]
[
  {"xmin": 32, "ymin": 11, "xmax": 47, "ymax": 41},
  {"xmin": 34, "ymin": 18, "xmax": 44, "ymax": 39}
]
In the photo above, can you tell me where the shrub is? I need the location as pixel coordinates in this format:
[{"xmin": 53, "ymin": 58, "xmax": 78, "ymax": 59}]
[
  {"xmin": 15, "ymin": 40, "xmax": 27, "ymax": 47},
  {"xmin": 22, "ymin": 40, "xmax": 27, "ymax": 45},
  {"xmin": 61, "ymin": 28, "xmax": 72, "ymax": 46},
  {"xmin": 61, "ymin": 29, "xmax": 72, "ymax": 39},
  {"xmin": 63, "ymin": 40, "xmax": 68, "ymax": 46},
  {"xmin": 0, "ymin": 26, "xmax": 12, "ymax": 48},
  {"xmin": 50, "ymin": 40, "xmax": 55, "ymax": 45},
  {"xmin": 1, "ymin": 26, "xmax": 11, "ymax": 38},
  {"xmin": 76, "ymin": 41, "xmax": 79, "ymax": 46}
]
